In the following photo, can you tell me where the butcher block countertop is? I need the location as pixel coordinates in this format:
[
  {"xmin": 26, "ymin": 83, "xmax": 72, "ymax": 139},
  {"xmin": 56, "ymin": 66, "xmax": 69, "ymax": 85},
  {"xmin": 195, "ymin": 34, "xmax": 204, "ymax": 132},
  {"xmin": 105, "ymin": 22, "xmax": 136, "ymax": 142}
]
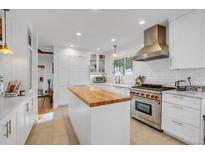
[{"xmin": 68, "ymin": 85, "xmax": 131, "ymax": 107}]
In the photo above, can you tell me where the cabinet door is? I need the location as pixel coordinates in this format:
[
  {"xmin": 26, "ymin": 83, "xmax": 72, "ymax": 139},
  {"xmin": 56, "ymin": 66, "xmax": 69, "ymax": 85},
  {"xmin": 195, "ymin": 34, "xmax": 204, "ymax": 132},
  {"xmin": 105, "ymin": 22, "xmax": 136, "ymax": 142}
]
[
  {"xmin": 24, "ymin": 102, "xmax": 31, "ymax": 137},
  {"xmin": 16, "ymin": 104, "xmax": 25, "ymax": 144},
  {"xmin": 58, "ymin": 85, "xmax": 70, "ymax": 106},
  {"xmin": 0, "ymin": 116, "xmax": 10, "ymax": 144},
  {"xmin": 30, "ymin": 97, "xmax": 37, "ymax": 128},
  {"xmin": 169, "ymin": 10, "xmax": 203, "ymax": 69},
  {"xmin": 1, "ymin": 111, "xmax": 17, "ymax": 145}
]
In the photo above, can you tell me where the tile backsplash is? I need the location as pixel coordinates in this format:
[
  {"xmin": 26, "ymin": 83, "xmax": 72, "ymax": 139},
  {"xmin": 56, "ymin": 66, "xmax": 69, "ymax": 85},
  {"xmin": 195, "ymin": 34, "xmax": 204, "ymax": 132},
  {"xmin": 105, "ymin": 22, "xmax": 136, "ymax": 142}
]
[{"xmin": 108, "ymin": 58, "xmax": 205, "ymax": 87}]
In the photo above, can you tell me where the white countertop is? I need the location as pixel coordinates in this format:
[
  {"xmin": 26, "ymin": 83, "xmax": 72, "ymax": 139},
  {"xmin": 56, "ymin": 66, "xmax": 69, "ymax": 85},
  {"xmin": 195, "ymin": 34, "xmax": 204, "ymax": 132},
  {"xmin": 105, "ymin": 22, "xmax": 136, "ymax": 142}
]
[
  {"xmin": 93, "ymin": 82, "xmax": 132, "ymax": 89},
  {"xmin": 0, "ymin": 93, "xmax": 33, "ymax": 120},
  {"xmin": 162, "ymin": 89, "xmax": 205, "ymax": 99}
]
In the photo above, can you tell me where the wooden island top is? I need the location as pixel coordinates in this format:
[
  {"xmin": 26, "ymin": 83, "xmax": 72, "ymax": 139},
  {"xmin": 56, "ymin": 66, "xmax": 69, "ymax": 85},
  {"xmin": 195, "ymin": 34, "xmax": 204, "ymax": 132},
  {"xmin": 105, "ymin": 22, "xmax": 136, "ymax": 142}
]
[{"xmin": 68, "ymin": 85, "xmax": 131, "ymax": 107}]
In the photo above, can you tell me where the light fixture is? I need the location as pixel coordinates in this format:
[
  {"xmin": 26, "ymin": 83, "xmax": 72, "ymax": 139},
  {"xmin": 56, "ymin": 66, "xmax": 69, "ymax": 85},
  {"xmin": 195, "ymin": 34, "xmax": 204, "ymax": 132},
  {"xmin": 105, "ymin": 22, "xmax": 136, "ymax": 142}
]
[
  {"xmin": 0, "ymin": 9, "xmax": 13, "ymax": 55},
  {"xmin": 76, "ymin": 32, "xmax": 82, "ymax": 36},
  {"xmin": 69, "ymin": 44, "xmax": 74, "ymax": 48},
  {"xmin": 97, "ymin": 48, "xmax": 100, "ymax": 50},
  {"xmin": 111, "ymin": 38, "xmax": 116, "ymax": 42},
  {"xmin": 139, "ymin": 20, "xmax": 145, "ymax": 25},
  {"xmin": 112, "ymin": 45, "xmax": 118, "ymax": 58}
]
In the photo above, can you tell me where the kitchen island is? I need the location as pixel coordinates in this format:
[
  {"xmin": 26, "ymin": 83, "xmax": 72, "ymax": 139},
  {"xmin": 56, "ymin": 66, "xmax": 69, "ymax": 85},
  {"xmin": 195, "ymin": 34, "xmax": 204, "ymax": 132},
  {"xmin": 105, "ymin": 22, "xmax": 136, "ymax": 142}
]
[{"xmin": 68, "ymin": 85, "xmax": 131, "ymax": 145}]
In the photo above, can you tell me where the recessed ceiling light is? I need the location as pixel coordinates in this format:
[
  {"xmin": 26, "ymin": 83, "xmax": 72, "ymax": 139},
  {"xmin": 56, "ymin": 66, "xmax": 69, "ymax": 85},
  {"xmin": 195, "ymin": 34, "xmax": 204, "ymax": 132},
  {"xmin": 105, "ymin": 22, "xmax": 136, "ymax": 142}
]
[
  {"xmin": 69, "ymin": 44, "xmax": 74, "ymax": 47},
  {"xmin": 97, "ymin": 48, "xmax": 100, "ymax": 50},
  {"xmin": 76, "ymin": 32, "xmax": 82, "ymax": 36},
  {"xmin": 111, "ymin": 38, "xmax": 116, "ymax": 42},
  {"xmin": 139, "ymin": 20, "xmax": 145, "ymax": 25}
]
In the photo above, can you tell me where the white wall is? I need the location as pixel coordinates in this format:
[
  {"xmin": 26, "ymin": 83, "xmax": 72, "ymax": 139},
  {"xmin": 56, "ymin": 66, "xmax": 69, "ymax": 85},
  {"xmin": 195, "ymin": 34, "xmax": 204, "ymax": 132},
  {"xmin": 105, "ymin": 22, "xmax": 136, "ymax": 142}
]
[
  {"xmin": 105, "ymin": 28, "xmax": 205, "ymax": 87},
  {"xmin": 38, "ymin": 54, "xmax": 53, "ymax": 91}
]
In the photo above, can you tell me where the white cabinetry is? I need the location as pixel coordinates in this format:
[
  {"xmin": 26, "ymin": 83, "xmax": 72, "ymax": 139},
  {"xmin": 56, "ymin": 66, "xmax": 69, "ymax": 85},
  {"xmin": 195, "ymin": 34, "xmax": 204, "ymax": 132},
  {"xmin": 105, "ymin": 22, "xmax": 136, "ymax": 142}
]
[
  {"xmin": 0, "ymin": 94, "xmax": 37, "ymax": 145},
  {"xmin": 162, "ymin": 93, "xmax": 202, "ymax": 144},
  {"xmin": 0, "ymin": 110, "xmax": 17, "ymax": 145},
  {"xmin": 54, "ymin": 47, "xmax": 90, "ymax": 107},
  {"xmin": 24, "ymin": 96, "xmax": 37, "ymax": 139},
  {"xmin": 169, "ymin": 10, "xmax": 204, "ymax": 69},
  {"xmin": 89, "ymin": 54, "xmax": 105, "ymax": 74},
  {"xmin": 16, "ymin": 103, "xmax": 25, "ymax": 145}
]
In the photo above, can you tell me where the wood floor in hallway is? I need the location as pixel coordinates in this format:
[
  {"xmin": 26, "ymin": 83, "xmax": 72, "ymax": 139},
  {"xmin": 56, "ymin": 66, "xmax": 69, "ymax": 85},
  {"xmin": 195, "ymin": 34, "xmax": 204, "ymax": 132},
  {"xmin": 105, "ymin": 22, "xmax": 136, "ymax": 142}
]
[{"xmin": 26, "ymin": 106, "xmax": 185, "ymax": 145}]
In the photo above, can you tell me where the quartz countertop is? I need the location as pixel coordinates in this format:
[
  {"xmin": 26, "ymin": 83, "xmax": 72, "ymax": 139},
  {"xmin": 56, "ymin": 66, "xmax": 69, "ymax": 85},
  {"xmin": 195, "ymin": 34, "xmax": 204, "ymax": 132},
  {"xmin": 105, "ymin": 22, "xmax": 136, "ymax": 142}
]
[
  {"xmin": 68, "ymin": 85, "xmax": 131, "ymax": 107},
  {"xmin": 0, "ymin": 93, "xmax": 33, "ymax": 120},
  {"xmin": 162, "ymin": 89, "xmax": 205, "ymax": 99}
]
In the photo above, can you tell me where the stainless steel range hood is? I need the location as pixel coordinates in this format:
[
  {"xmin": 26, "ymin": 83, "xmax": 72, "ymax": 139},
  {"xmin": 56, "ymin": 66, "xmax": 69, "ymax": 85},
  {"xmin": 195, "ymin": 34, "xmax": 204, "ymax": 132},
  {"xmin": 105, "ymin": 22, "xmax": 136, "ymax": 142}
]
[{"xmin": 132, "ymin": 24, "xmax": 169, "ymax": 61}]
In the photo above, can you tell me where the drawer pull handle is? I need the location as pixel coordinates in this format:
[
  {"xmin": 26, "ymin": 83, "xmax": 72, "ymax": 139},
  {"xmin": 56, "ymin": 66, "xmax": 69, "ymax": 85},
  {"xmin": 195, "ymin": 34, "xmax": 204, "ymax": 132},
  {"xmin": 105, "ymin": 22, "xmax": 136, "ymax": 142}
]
[
  {"xmin": 172, "ymin": 120, "xmax": 183, "ymax": 126},
  {"xmin": 172, "ymin": 105, "xmax": 184, "ymax": 109},
  {"xmin": 26, "ymin": 103, "xmax": 29, "ymax": 112},
  {"xmin": 8, "ymin": 120, "xmax": 11, "ymax": 135},
  {"xmin": 4, "ymin": 122, "xmax": 9, "ymax": 138}
]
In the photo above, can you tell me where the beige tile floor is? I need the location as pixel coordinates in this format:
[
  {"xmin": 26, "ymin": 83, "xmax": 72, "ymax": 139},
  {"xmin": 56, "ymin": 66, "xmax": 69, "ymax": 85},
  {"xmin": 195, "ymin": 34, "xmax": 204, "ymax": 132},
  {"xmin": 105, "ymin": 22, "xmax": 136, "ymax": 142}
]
[{"xmin": 26, "ymin": 106, "xmax": 185, "ymax": 145}]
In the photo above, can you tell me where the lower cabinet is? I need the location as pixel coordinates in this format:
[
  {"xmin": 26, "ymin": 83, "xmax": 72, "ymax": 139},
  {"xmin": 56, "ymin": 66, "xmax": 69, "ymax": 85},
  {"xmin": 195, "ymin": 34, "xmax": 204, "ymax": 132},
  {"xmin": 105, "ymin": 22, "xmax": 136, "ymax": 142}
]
[
  {"xmin": 16, "ymin": 103, "xmax": 26, "ymax": 145},
  {"xmin": 0, "ymin": 94, "xmax": 37, "ymax": 145},
  {"xmin": 162, "ymin": 93, "xmax": 202, "ymax": 144},
  {"xmin": 0, "ymin": 109, "xmax": 17, "ymax": 145}
]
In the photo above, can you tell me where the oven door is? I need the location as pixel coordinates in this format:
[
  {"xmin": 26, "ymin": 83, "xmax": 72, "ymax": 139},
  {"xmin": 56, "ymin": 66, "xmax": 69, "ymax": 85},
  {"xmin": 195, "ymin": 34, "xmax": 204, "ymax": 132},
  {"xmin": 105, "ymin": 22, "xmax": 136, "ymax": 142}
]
[{"xmin": 131, "ymin": 97, "xmax": 161, "ymax": 125}]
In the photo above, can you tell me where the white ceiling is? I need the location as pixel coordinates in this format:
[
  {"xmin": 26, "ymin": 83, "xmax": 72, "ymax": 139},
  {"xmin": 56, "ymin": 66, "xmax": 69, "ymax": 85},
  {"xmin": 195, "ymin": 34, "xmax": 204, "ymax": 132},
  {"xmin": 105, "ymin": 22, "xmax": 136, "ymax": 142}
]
[{"xmin": 11, "ymin": 9, "xmax": 188, "ymax": 52}]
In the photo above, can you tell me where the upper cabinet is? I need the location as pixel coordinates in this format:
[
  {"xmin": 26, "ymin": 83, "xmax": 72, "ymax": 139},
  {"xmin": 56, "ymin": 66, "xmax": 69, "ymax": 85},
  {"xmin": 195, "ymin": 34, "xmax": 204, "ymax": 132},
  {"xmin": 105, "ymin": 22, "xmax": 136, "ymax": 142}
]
[
  {"xmin": 89, "ymin": 54, "xmax": 105, "ymax": 74},
  {"xmin": 169, "ymin": 10, "xmax": 204, "ymax": 69}
]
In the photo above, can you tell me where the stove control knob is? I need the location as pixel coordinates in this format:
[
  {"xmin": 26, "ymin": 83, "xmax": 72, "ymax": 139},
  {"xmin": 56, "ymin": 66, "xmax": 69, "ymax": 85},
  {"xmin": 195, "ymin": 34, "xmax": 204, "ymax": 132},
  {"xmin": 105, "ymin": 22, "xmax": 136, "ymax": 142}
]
[
  {"xmin": 155, "ymin": 96, "xmax": 159, "ymax": 100},
  {"xmin": 141, "ymin": 93, "xmax": 144, "ymax": 96},
  {"xmin": 151, "ymin": 95, "xmax": 154, "ymax": 98},
  {"xmin": 146, "ymin": 94, "xmax": 150, "ymax": 97}
]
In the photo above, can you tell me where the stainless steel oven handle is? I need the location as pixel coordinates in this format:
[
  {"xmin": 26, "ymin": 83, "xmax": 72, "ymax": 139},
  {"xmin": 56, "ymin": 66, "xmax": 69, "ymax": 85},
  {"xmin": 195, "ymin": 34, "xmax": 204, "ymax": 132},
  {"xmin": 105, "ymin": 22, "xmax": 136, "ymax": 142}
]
[{"xmin": 132, "ymin": 97, "xmax": 160, "ymax": 105}]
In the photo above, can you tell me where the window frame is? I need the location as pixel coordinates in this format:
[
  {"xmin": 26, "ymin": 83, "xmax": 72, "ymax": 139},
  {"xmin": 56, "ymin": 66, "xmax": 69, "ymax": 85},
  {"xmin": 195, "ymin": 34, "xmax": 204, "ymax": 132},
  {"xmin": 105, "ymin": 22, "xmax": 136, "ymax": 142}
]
[{"xmin": 113, "ymin": 57, "xmax": 133, "ymax": 76}]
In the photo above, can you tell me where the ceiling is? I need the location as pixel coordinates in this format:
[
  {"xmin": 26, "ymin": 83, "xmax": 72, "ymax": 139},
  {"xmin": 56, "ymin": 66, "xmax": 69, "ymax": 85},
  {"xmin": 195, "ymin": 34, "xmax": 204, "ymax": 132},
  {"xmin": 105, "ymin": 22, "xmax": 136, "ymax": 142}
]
[{"xmin": 11, "ymin": 9, "xmax": 188, "ymax": 52}]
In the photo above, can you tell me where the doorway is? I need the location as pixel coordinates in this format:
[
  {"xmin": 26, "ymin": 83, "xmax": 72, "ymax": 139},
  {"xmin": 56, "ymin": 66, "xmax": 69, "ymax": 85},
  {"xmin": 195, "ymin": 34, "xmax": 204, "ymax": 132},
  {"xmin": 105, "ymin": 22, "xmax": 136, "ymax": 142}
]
[{"xmin": 37, "ymin": 48, "xmax": 54, "ymax": 120}]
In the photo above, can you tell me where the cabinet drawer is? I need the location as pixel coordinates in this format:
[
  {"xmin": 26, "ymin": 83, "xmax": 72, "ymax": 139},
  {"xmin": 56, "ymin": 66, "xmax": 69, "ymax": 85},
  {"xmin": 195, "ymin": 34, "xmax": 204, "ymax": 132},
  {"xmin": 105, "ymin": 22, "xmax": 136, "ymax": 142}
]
[
  {"xmin": 162, "ymin": 116, "xmax": 200, "ymax": 144},
  {"xmin": 162, "ymin": 94, "xmax": 201, "ymax": 110},
  {"xmin": 162, "ymin": 102, "xmax": 200, "ymax": 127}
]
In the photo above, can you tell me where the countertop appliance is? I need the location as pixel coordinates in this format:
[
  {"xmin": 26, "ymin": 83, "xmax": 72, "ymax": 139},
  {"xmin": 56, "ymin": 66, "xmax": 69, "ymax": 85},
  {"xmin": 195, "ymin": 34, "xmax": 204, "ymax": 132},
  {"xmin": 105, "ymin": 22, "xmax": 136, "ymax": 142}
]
[
  {"xmin": 93, "ymin": 76, "xmax": 106, "ymax": 83},
  {"xmin": 130, "ymin": 84, "xmax": 175, "ymax": 130},
  {"xmin": 132, "ymin": 24, "xmax": 169, "ymax": 61},
  {"xmin": 135, "ymin": 75, "xmax": 145, "ymax": 86},
  {"xmin": 175, "ymin": 80, "xmax": 187, "ymax": 91}
]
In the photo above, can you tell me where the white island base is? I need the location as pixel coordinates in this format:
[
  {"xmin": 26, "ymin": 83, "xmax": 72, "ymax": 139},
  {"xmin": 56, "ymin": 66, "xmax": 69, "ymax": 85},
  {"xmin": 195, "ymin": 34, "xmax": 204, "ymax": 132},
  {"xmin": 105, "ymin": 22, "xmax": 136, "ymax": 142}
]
[{"xmin": 68, "ymin": 91, "xmax": 130, "ymax": 145}]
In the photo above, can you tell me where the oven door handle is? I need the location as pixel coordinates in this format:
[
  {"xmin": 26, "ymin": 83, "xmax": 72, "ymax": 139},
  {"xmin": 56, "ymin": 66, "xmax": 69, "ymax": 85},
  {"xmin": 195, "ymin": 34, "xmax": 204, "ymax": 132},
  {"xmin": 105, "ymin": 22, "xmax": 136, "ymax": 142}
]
[{"xmin": 132, "ymin": 97, "xmax": 160, "ymax": 106}]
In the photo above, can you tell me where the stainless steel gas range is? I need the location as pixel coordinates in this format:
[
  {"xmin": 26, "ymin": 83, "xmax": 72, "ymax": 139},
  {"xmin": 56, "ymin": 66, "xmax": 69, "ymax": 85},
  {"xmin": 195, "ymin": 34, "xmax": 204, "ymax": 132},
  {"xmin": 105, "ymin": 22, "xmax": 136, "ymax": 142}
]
[{"xmin": 130, "ymin": 84, "xmax": 174, "ymax": 130}]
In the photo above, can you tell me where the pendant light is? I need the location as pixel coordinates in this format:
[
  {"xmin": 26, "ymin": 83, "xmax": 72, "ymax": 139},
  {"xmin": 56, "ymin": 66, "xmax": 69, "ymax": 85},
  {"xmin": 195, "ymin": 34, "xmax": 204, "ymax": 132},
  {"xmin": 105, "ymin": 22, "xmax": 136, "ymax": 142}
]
[
  {"xmin": 112, "ymin": 45, "xmax": 118, "ymax": 58},
  {"xmin": 0, "ymin": 9, "xmax": 13, "ymax": 55}
]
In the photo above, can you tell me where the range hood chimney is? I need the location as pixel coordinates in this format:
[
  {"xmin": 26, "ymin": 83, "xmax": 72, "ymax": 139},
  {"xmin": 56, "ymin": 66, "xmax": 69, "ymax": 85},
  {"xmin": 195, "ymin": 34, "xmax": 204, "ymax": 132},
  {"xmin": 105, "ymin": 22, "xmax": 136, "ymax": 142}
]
[{"xmin": 132, "ymin": 24, "xmax": 169, "ymax": 61}]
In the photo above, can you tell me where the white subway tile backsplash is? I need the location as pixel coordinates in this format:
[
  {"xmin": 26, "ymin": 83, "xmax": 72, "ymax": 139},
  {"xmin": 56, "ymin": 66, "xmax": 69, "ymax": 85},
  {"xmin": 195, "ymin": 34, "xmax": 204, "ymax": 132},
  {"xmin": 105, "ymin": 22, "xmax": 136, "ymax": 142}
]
[{"xmin": 116, "ymin": 58, "xmax": 205, "ymax": 87}]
